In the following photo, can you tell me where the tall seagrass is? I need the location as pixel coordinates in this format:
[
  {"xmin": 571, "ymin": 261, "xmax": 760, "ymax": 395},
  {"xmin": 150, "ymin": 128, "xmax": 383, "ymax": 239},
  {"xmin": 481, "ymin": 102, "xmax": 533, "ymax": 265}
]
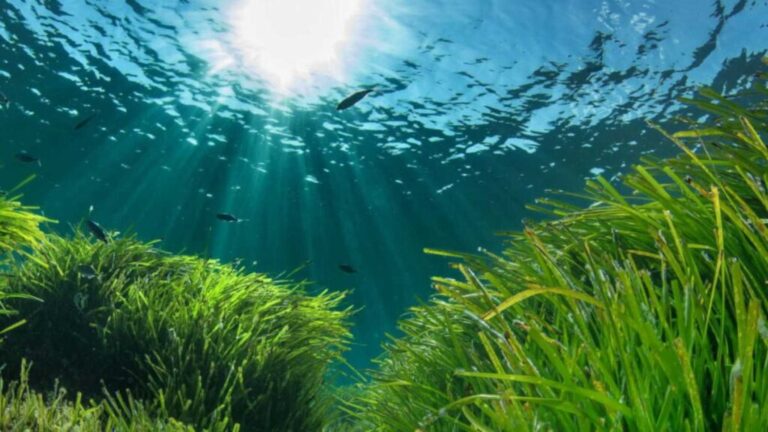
[
  {"xmin": 0, "ymin": 176, "xmax": 51, "ymax": 336},
  {"xmin": 0, "ymin": 360, "xmax": 195, "ymax": 431},
  {"xmin": 347, "ymin": 65, "xmax": 768, "ymax": 431},
  {"xmin": 0, "ymin": 233, "xmax": 352, "ymax": 431},
  {"xmin": 0, "ymin": 176, "xmax": 49, "ymax": 259}
]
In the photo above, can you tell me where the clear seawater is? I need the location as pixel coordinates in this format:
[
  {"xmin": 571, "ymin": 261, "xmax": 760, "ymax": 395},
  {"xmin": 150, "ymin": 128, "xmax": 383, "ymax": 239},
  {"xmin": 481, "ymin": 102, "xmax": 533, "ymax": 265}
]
[{"xmin": 0, "ymin": 0, "xmax": 765, "ymax": 371}]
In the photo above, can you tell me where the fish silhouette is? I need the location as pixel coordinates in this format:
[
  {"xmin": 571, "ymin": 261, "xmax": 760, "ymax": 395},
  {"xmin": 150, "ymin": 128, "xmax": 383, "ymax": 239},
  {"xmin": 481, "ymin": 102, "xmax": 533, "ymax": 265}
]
[
  {"xmin": 216, "ymin": 213, "xmax": 239, "ymax": 222},
  {"xmin": 15, "ymin": 152, "xmax": 40, "ymax": 165},
  {"xmin": 336, "ymin": 89, "xmax": 374, "ymax": 111},
  {"xmin": 86, "ymin": 219, "xmax": 109, "ymax": 243},
  {"xmin": 74, "ymin": 113, "xmax": 96, "ymax": 130}
]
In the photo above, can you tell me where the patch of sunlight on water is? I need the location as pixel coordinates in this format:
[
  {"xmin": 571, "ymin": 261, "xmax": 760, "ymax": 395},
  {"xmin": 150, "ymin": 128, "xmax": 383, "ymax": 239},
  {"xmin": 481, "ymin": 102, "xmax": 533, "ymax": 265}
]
[{"xmin": 208, "ymin": 0, "xmax": 366, "ymax": 96}]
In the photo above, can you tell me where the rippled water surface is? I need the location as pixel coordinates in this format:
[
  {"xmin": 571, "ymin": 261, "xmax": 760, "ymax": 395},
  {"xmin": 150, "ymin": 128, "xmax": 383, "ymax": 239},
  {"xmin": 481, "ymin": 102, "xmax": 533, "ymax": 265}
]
[{"xmin": 1, "ymin": 0, "xmax": 766, "ymax": 369}]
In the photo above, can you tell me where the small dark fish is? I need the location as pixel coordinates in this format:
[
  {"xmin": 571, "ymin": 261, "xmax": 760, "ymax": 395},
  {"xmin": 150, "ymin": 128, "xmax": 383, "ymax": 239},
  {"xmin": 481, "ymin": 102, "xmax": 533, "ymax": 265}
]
[
  {"xmin": 86, "ymin": 219, "xmax": 109, "ymax": 243},
  {"xmin": 74, "ymin": 113, "xmax": 96, "ymax": 130},
  {"xmin": 338, "ymin": 264, "xmax": 357, "ymax": 274},
  {"xmin": 336, "ymin": 89, "xmax": 374, "ymax": 111},
  {"xmin": 0, "ymin": 91, "xmax": 9, "ymax": 108},
  {"xmin": 77, "ymin": 264, "xmax": 97, "ymax": 280},
  {"xmin": 216, "ymin": 213, "xmax": 239, "ymax": 222},
  {"xmin": 14, "ymin": 152, "xmax": 40, "ymax": 165}
]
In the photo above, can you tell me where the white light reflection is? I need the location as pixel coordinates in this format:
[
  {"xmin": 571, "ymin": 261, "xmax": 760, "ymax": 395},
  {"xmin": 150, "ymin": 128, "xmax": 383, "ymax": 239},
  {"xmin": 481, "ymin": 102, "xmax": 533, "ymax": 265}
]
[{"xmin": 223, "ymin": 0, "xmax": 365, "ymax": 92}]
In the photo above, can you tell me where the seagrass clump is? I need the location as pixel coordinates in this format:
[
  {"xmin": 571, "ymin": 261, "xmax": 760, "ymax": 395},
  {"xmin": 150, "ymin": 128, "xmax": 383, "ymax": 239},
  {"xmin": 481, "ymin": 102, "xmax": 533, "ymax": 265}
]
[
  {"xmin": 0, "ymin": 233, "xmax": 352, "ymax": 431},
  {"xmin": 347, "ymin": 70, "xmax": 768, "ymax": 430}
]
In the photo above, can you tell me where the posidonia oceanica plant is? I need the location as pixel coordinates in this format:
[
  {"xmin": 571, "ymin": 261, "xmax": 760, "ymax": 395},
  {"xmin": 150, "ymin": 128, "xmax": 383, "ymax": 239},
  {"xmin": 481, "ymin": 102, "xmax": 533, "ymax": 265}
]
[
  {"xmin": 0, "ymin": 232, "xmax": 352, "ymax": 431},
  {"xmin": 347, "ymin": 62, "xmax": 768, "ymax": 431}
]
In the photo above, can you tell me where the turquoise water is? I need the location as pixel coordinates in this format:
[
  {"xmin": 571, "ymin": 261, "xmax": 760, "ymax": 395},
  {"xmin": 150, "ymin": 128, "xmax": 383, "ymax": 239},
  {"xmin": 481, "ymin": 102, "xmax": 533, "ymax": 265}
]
[{"xmin": 0, "ymin": 0, "xmax": 765, "ymax": 371}]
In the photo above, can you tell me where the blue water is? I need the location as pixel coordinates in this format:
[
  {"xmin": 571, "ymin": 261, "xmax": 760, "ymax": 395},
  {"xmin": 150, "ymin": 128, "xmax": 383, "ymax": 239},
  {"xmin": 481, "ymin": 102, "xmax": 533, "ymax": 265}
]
[{"xmin": 0, "ymin": 0, "xmax": 766, "ymax": 371}]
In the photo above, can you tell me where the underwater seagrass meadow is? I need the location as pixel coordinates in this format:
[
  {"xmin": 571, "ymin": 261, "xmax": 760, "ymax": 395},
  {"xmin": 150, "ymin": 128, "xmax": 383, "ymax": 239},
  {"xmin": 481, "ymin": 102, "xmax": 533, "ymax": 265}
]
[{"xmin": 1, "ymin": 0, "xmax": 768, "ymax": 431}]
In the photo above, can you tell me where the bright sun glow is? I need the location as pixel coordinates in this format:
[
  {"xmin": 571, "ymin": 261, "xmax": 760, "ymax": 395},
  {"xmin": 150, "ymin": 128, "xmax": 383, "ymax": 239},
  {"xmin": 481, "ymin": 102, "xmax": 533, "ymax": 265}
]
[{"xmin": 227, "ymin": 0, "xmax": 364, "ymax": 90}]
